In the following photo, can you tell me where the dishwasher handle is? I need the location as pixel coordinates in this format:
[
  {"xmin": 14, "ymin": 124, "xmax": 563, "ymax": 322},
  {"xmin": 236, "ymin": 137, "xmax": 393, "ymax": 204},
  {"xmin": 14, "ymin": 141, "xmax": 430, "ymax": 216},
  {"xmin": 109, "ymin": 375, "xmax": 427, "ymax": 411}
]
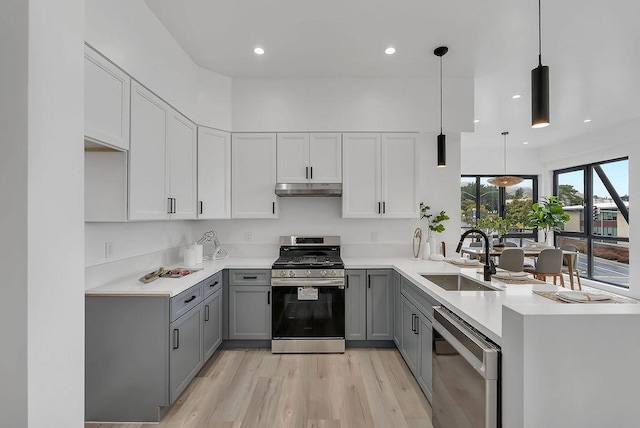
[{"xmin": 433, "ymin": 306, "xmax": 499, "ymax": 381}]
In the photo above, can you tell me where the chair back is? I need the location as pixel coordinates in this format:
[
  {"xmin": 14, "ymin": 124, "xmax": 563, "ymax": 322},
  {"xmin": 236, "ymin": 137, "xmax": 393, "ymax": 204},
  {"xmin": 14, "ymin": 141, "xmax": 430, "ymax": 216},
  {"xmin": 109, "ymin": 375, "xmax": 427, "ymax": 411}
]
[
  {"xmin": 503, "ymin": 241, "xmax": 518, "ymax": 247},
  {"xmin": 560, "ymin": 245, "xmax": 578, "ymax": 267},
  {"xmin": 470, "ymin": 241, "xmax": 483, "ymax": 248},
  {"xmin": 535, "ymin": 248, "xmax": 564, "ymax": 274},
  {"xmin": 498, "ymin": 248, "xmax": 524, "ymax": 272}
]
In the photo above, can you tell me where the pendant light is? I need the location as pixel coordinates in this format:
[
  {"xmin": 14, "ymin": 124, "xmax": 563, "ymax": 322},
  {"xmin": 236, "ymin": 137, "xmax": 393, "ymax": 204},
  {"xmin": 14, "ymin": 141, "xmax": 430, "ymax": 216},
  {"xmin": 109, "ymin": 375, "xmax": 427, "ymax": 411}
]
[
  {"xmin": 531, "ymin": 0, "xmax": 550, "ymax": 128},
  {"xmin": 434, "ymin": 46, "xmax": 448, "ymax": 167},
  {"xmin": 488, "ymin": 132, "xmax": 523, "ymax": 187}
]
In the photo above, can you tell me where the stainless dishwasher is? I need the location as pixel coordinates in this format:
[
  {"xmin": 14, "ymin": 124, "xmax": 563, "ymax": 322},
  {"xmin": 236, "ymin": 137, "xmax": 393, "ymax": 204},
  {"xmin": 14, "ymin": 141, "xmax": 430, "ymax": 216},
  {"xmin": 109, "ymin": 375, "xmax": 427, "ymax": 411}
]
[{"xmin": 432, "ymin": 306, "xmax": 501, "ymax": 428}]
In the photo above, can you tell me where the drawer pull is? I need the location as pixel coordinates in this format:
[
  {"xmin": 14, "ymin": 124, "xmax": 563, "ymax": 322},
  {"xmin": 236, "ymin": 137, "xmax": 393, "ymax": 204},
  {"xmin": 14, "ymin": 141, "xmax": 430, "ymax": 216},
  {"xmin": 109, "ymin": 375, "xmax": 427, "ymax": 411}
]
[
  {"xmin": 184, "ymin": 295, "xmax": 197, "ymax": 303},
  {"xmin": 210, "ymin": 281, "xmax": 219, "ymax": 287},
  {"xmin": 243, "ymin": 276, "xmax": 258, "ymax": 280},
  {"xmin": 205, "ymin": 305, "xmax": 210, "ymax": 322},
  {"xmin": 267, "ymin": 291, "xmax": 271, "ymax": 305}
]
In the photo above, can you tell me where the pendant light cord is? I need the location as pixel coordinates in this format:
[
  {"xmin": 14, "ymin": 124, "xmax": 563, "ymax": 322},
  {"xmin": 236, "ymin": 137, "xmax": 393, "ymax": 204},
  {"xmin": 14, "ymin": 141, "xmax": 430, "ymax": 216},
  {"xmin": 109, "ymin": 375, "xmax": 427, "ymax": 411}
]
[
  {"xmin": 538, "ymin": 0, "xmax": 542, "ymax": 66},
  {"xmin": 502, "ymin": 131, "xmax": 509, "ymax": 175},
  {"xmin": 439, "ymin": 56, "xmax": 443, "ymax": 134}
]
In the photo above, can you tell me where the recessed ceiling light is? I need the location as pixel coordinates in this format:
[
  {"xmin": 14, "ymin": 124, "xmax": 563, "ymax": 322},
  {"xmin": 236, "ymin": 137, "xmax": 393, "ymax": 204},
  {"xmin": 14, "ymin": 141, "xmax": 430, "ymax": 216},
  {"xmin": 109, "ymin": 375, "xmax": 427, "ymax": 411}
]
[
  {"xmin": 474, "ymin": 119, "xmax": 480, "ymax": 123},
  {"xmin": 583, "ymin": 119, "xmax": 592, "ymax": 123},
  {"xmin": 512, "ymin": 94, "xmax": 522, "ymax": 99},
  {"xmin": 253, "ymin": 47, "xmax": 265, "ymax": 55},
  {"xmin": 385, "ymin": 47, "xmax": 396, "ymax": 55},
  {"xmin": 523, "ymin": 141, "xmax": 529, "ymax": 145}
]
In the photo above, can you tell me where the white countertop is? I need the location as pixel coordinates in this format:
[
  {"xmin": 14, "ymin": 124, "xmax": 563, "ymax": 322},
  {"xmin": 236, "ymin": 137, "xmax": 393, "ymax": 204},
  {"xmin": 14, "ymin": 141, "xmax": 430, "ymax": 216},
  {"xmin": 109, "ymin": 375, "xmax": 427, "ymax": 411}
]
[{"xmin": 86, "ymin": 256, "xmax": 639, "ymax": 345}]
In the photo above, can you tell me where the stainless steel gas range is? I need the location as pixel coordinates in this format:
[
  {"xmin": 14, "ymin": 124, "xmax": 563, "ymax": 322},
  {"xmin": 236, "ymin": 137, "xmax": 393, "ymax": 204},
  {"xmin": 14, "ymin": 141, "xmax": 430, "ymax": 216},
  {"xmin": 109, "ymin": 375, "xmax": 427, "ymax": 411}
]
[{"xmin": 271, "ymin": 236, "xmax": 345, "ymax": 353}]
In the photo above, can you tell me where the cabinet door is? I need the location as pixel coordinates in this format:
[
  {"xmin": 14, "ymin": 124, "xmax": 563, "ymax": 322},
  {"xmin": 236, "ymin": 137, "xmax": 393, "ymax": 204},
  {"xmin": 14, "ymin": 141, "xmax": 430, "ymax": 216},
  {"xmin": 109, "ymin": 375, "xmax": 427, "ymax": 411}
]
[
  {"xmin": 342, "ymin": 133, "xmax": 381, "ymax": 218},
  {"xmin": 167, "ymin": 111, "xmax": 197, "ymax": 219},
  {"xmin": 231, "ymin": 133, "xmax": 278, "ymax": 218},
  {"xmin": 84, "ymin": 45, "xmax": 130, "ymax": 150},
  {"xmin": 309, "ymin": 133, "xmax": 342, "ymax": 183},
  {"xmin": 228, "ymin": 285, "xmax": 271, "ymax": 339},
  {"xmin": 203, "ymin": 287, "xmax": 222, "ymax": 361},
  {"xmin": 276, "ymin": 133, "xmax": 309, "ymax": 183},
  {"xmin": 366, "ymin": 270, "xmax": 394, "ymax": 340},
  {"xmin": 129, "ymin": 82, "xmax": 169, "ymax": 220},
  {"xmin": 381, "ymin": 133, "xmax": 419, "ymax": 218},
  {"xmin": 417, "ymin": 313, "xmax": 433, "ymax": 402},
  {"xmin": 400, "ymin": 295, "xmax": 419, "ymax": 376},
  {"xmin": 393, "ymin": 272, "xmax": 402, "ymax": 348},
  {"xmin": 169, "ymin": 304, "xmax": 204, "ymax": 403},
  {"xmin": 345, "ymin": 270, "xmax": 367, "ymax": 340},
  {"xmin": 197, "ymin": 127, "xmax": 231, "ymax": 219}
]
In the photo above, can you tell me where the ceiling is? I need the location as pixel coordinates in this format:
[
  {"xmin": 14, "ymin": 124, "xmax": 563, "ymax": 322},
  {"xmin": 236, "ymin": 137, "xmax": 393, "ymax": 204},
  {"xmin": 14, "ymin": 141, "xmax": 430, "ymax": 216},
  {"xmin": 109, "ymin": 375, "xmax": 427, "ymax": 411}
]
[{"xmin": 144, "ymin": 0, "xmax": 640, "ymax": 150}]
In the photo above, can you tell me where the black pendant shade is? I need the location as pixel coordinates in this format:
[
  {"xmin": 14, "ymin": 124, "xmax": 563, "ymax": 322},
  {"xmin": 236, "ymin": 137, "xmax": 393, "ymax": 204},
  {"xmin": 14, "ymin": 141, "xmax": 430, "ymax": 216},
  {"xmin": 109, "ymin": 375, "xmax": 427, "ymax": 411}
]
[
  {"xmin": 437, "ymin": 133, "xmax": 446, "ymax": 167},
  {"xmin": 531, "ymin": 64, "xmax": 549, "ymax": 128},
  {"xmin": 531, "ymin": 0, "xmax": 550, "ymax": 128},
  {"xmin": 434, "ymin": 46, "xmax": 448, "ymax": 167}
]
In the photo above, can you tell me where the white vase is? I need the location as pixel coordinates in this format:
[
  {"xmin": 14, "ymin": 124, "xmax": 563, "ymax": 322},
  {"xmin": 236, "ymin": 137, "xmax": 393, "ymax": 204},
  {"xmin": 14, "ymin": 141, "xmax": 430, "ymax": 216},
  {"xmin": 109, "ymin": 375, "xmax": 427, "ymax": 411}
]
[
  {"xmin": 426, "ymin": 235, "xmax": 437, "ymax": 257},
  {"xmin": 422, "ymin": 240, "xmax": 431, "ymax": 259}
]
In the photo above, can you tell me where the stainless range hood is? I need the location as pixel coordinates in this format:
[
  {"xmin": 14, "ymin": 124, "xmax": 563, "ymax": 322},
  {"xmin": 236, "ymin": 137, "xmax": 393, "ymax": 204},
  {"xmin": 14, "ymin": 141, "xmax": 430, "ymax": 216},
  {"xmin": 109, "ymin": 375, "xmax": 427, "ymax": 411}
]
[{"xmin": 275, "ymin": 183, "xmax": 342, "ymax": 197}]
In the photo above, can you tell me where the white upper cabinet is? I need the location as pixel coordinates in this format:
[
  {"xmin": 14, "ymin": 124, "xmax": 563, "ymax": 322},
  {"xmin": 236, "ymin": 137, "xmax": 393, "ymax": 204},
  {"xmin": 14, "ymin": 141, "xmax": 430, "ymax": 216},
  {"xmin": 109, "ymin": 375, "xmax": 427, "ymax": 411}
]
[
  {"xmin": 84, "ymin": 45, "xmax": 130, "ymax": 150},
  {"xmin": 381, "ymin": 133, "xmax": 419, "ymax": 218},
  {"xmin": 167, "ymin": 111, "xmax": 197, "ymax": 219},
  {"xmin": 342, "ymin": 133, "xmax": 382, "ymax": 218},
  {"xmin": 232, "ymin": 133, "xmax": 278, "ymax": 219},
  {"xmin": 276, "ymin": 133, "xmax": 342, "ymax": 183},
  {"xmin": 129, "ymin": 81, "xmax": 197, "ymax": 220},
  {"xmin": 342, "ymin": 133, "xmax": 418, "ymax": 219},
  {"xmin": 197, "ymin": 127, "xmax": 231, "ymax": 219}
]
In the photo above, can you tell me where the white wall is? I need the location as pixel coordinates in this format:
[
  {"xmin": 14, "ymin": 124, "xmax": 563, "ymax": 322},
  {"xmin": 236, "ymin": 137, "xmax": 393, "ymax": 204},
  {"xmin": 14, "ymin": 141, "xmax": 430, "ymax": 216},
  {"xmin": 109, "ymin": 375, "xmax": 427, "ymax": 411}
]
[
  {"xmin": 1, "ymin": 0, "xmax": 85, "ymax": 426},
  {"xmin": 85, "ymin": 0, "xmax": 232, "ymax": 130}
]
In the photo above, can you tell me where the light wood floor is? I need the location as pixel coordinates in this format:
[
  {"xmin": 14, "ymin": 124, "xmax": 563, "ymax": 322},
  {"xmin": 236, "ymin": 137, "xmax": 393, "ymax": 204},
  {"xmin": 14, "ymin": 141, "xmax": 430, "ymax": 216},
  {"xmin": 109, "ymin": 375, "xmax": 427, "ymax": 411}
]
[{"xmin": 86, "ymin": 348, "xmax": 433, "ymax": 428}]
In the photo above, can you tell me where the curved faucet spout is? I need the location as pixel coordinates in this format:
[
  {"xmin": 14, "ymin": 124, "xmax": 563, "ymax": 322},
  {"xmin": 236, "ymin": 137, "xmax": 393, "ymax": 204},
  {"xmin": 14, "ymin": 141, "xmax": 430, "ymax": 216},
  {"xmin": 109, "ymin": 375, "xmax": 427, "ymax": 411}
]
[{"xmin": 456, "ymin": 229, "xmax": 496, "ymax": 281}]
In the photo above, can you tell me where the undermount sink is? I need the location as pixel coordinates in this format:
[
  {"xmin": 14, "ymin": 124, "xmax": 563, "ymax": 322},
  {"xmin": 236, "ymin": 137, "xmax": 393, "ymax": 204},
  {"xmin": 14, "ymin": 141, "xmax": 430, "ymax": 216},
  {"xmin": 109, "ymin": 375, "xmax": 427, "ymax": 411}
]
[{"xmin": 421, "ymin": 274, "xmax": 501, "ymax": 292}]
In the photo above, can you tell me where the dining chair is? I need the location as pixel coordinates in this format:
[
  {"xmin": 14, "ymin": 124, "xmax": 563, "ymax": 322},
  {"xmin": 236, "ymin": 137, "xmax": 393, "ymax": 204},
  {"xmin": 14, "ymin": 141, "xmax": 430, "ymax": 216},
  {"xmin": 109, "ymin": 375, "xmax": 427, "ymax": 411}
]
[
  {"xmin": 560, "ymin": 245, "xmax": 582, "ymax": 290},
  {"xmin": 524, "ymin": 248, "xmax": 565, "ymax": 286},
  {"xmin": 469, "ymin": 241, "xmax": 484, "ymax": 262},
  {"xmin": 497, "ymin": 248, "xmax": 524, "ymax": 272},
  {"xmin": 503, "ymin": 241, "xmax": 518, "ymax": 247}
]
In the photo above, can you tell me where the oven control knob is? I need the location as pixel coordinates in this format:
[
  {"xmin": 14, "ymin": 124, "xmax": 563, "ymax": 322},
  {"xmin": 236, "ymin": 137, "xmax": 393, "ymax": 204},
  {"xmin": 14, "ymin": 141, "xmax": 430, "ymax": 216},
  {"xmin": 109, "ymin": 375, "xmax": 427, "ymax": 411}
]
[
  {"xmin": 320, "ymin": 270, "xmax": 327, "ymax": 277},
  {"xmin": 289, "ymin": 271, "xmax": 296, "ymax": 277},
  {"xmin": 330, "ymin": 270, "xmax": 337, "ymax": 277},
  {"xmin": 305, "ymin": 270, "xmax": 311, "ymax": 277},
  {"xmin": 279, "ymin": 270, "xmax": 286, "ymax": 277}
]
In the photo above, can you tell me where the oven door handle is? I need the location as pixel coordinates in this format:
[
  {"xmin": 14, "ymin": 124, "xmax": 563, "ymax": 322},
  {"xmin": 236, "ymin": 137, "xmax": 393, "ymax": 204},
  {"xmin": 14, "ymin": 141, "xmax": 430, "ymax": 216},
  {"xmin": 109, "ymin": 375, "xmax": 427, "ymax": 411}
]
[
  {"xmin": 271, "ymin": 278, "xmax": 345, "ymax": 287},
  {"xmin": 433, "ymin": 307, "xmax": 499, "ymax": 380}
]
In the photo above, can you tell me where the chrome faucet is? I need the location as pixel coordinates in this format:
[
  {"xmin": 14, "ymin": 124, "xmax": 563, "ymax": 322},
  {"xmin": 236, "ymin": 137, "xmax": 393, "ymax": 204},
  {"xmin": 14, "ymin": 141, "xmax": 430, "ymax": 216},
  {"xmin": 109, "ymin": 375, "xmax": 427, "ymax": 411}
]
[{"xmin": 456, "ymin": 229, "xmax": 496, "ymax": 281}]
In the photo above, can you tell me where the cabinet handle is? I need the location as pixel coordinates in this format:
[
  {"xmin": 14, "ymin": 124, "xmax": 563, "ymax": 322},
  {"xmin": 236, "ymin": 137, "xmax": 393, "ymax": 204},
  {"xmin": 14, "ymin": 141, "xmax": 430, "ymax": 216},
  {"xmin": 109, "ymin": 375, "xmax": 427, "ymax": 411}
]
[
  {"xmin": 346, "ymin": 275, "xmax": 349, "ymax": 288},
  {"xmin": 243, "ymin": 276, "xmax": 258, "ymax": 280},
  {"xmin": 411, "ymin": 314, "xmax": 416, "ymax": 333},
  {"xmin": 414, "ymin": 315, "xmax": 419, "ymax": 335},
  {"xmin": 199, "ymin": 201, "xmax": 203, "ymax": 215},
  {"xmin": 205, "ymin": 304, "xmax": 210, "ymax": 322},
  {"xmin": 306, "ymin": 166, "xmax": 309, "ymax": 179},
  {"xmin": 383, "ymin": 202, "xmax": 386, "ymax": 214},
  {"xmin": 267, "ymin": 291, "xmax": 271, "ymax": 305},
  {"xmin": 210, "ymin": 281, "xmax": 219, "ymax": 287},
  {"xmin": 184, "ymin": 295, "xmax": 196, "ymax": 303},
  {"xmin": 168, "ymin": 198, "xmax": 173, "ymax": 214},
  {"xmin": 378, "ymin": 202, "xmax": 381, "ymax": 214},
  {"xmin": 367, "ymin": 274, "xmax": 371, "ymax": 288},
  {"xmin": 173, "ymin": 328, "xmax": 179, "ymax": 350},
  {"xmin": 272, "ymin": 202, "xmax": 275, "ymax": 214},
  {"xmin": 173, "ymin": 198, "xmax": 177, "ymax": 214},
  {"xmin": 310, "ymin": 166, "xmax": 313, "ymax": 179}
]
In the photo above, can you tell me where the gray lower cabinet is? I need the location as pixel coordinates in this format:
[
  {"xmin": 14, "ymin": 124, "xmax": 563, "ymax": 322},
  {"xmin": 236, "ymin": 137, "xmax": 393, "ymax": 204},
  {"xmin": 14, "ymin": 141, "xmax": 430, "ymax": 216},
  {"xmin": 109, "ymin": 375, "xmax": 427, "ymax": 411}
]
[
  {"xmin": 203, "ymin": 287, "xmax": 222, "ymax": 360},
  {"xmin": 366, "ymin": 269, "xmax": 394, "ymax": 340},
  {"xmin": 346, "ymin": 269, "xmax": 394, "ymax": 341},
  {"xmin": 398, "ymin": 276, "xmax": 438, "ymax": 402},
  {"xmin": 169, "ymin": 303, "xmax": 204, "ymax": 403},
  {"xmin": 345, "ymin": 269, "xmax": 367, "ymax": 340},
  {"xmin": 228, "ymin": 285, "xmax": 271, "ymax": 339},
  {"xmin": 393, "ymin": 271, "xmax": 402, "ymax": 347}
]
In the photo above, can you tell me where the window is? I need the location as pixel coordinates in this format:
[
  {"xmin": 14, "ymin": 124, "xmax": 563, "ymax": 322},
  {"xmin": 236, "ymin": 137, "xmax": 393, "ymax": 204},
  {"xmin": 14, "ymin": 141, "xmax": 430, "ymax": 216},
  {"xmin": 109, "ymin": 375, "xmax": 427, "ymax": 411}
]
[
  {"xmin": 461, "ymin": 175, "xmax": 538, "ymax": 245},
  {"xmin": 554, "ymin": 157, "xmax": 629, "ymax": 288}
]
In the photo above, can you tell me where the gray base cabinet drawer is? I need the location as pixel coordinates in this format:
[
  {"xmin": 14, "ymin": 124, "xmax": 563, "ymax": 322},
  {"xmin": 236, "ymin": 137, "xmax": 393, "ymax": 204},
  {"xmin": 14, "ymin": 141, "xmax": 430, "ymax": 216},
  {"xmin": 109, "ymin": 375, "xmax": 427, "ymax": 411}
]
[
  {"xmin": 203, "ymin": 271, "xmax": 222, "ymax": 297},
  {"xmin": 170, "ymin": 283, "xmax": 203, "ymax": 322},
  {"xmin": 228, "ymin": 269, "xmax": 270, "ymax": 285}
]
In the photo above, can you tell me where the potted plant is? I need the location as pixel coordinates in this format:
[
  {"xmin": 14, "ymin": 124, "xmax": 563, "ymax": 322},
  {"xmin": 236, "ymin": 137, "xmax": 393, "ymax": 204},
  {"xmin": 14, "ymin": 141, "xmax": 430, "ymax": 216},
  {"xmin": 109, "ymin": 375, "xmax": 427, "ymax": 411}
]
[
  {"xmin": 420, "ymin": 203, "xmax": 450, "ymax": 258},
  {"xmin": 475, "ymin": 216, "xmax": 510, "ymax": 247},
  {"xmin": 526, "ymin": 196, "xmax": 570, "ymax": 245}
]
